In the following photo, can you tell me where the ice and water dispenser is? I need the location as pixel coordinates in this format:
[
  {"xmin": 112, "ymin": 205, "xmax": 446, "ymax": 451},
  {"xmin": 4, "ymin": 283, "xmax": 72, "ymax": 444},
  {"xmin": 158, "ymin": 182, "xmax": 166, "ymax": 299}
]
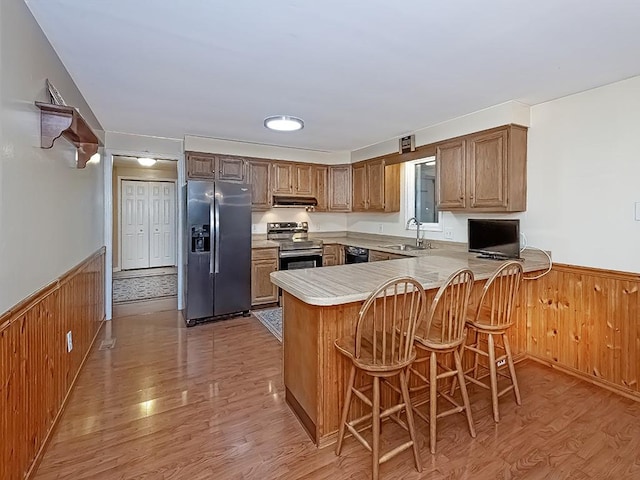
[{"xmin": 191, "ymin": 225, "xmax": 210, "ymax": 253}]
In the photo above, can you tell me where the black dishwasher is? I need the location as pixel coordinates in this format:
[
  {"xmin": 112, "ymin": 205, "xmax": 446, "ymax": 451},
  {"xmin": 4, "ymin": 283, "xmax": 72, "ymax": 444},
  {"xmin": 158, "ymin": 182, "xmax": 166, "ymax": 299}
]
[{"xmin": 345, "ymin": 246, "xmax": 369, "ymax": 263}]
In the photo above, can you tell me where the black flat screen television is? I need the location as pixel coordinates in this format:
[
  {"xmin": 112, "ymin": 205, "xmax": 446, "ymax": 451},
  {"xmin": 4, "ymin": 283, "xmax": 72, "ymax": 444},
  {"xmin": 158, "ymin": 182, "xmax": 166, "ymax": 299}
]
[{"xmin": 468, "ymin": 219, "xmax": 520, "ymax": 260}]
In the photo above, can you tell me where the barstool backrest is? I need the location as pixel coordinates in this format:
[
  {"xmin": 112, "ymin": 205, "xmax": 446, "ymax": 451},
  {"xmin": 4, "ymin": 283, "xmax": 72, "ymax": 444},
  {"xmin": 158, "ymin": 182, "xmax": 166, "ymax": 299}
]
[
  {"xmin": 473, "ymin": 261, "xmax": 523, "ymax": 328},
  {"xmin": 417, "ymin": 268, "xmax": 474, "ymax": 349},
  {"xmin": 354, "ymin": 277, "xmax": 426, "ymax": 367}
]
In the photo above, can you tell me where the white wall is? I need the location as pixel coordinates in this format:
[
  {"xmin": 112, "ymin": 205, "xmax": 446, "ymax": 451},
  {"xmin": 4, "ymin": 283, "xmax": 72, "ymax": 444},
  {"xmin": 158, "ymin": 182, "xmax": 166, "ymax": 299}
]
[
  {"xmin": 252, "ymin": 210, "xmax": 347, "ymax": 234},
  {"xmin": 0, "ymin": 0, "xmax": 104, "ymax": 313},
  {"xmin": 524, "ymin": 76, "xmax": 640, "ymax": 272},
  {"xmin": 105, "ymin": 131, "xmax": 183, "ymax": 159},
  {"xmin": 351, "ymin": 101, "xmax": 530, "ymax": 162}
]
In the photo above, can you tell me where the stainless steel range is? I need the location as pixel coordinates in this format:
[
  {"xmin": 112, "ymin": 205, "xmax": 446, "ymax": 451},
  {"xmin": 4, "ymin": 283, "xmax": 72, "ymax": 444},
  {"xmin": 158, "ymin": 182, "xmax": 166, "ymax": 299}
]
[{"xmin": 267, "ymin": 222, "xmax": 323, "ymax": 270}]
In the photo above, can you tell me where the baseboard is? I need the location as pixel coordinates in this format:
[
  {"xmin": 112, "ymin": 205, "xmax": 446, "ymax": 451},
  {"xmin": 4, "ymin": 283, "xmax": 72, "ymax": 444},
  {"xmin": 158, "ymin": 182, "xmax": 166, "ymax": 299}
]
[
  {"xmin": 26, "ymin": 317, "xmax": 105, "ymax": 480},
  {"xmin": 525, "ymin": 354, "xmax": 640, "ymax": 403}
]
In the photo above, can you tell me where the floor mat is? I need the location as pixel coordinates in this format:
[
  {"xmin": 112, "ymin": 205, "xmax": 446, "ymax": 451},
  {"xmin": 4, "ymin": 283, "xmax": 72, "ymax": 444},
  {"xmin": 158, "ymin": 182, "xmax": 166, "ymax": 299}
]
[
  {"xmin": 253, "ymin": 307, "xmax": 282, "ymax": 342},
  {"xmin": 112, "ymin": 273, "xmax": 177, "ymax": 303}
]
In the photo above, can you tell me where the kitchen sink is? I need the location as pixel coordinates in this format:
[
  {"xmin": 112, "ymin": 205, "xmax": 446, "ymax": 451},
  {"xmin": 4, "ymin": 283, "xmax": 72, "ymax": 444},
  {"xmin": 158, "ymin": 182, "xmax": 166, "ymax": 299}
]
[{"xmin": 382, "ymin": 243, "xmax": 431, "ymax": 251}]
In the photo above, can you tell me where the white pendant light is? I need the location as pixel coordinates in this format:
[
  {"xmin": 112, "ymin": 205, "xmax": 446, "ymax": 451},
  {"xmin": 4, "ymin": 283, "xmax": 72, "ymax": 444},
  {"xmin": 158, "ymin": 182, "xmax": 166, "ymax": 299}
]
[
  {"xmin": 137, "ymin": 157, "xmax": 157, "ymax": 167},
  {"xmin": 264, "ymin": 115, "xmax": 304, "ymax": 132}
]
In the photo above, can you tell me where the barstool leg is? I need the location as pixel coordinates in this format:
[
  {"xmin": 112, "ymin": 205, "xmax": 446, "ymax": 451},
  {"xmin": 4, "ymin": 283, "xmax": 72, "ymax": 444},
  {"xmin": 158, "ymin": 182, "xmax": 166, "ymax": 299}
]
[
  {"xmin": 487, "ymin": 333, "xmax": 500, "ymax": 422},
  {"xmin": 372, "ymin": 376, "xmax": 380, "ymax": 480},
  {"xmin": 454, "ymin": 348, "xmax": 476, "ymax": 438},
  {"xmin": 336, "ymin": 365, "xmax": 356, "ymax": 455},
  {"xmin": 472, "ymin": 328, "xmax": 481, "ymax": 380},
  {"xmin": 429, "ymin": 351, "xmax": 438, "ymax": 454},
  {"xmin": 503, "ymin": 334, "xmax": 521, "ymax": 405},
  {"xmin": 400, "ymin": 368, "xmax": 422, "ymax": 472}
]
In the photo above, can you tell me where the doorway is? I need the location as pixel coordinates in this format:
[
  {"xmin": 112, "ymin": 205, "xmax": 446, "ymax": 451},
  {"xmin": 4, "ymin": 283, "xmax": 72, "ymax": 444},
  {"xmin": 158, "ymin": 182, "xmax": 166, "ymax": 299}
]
[{"xmin": 111, "ymin": 156, "xmax": 179, "ymax": 308}]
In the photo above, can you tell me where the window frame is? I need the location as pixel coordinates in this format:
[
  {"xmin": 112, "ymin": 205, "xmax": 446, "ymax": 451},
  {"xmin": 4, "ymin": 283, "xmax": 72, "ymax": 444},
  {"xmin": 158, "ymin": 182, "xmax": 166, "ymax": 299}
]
[{"xmin": 404, "ymin": 156, "xmax": 442, "ymax": 232}]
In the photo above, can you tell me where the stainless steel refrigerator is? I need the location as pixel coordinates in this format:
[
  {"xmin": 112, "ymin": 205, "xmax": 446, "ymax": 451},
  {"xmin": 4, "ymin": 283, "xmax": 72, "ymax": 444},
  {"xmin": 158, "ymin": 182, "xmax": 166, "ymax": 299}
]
[{"xmin": 185, "ymin": 180, "xmax": 251, "ymax": 326}]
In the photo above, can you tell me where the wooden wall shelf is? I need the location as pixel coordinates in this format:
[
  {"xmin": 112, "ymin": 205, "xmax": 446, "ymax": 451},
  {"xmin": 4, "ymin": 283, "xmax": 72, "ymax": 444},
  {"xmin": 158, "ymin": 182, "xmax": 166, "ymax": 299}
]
[{"xmin": 35, "ymin": 102, "xmax": 102, "ymax": 168}]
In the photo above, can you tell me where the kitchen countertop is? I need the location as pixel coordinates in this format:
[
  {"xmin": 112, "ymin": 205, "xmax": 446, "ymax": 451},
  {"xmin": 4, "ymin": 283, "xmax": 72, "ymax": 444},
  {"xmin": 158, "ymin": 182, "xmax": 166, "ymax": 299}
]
[{"xmin": 270, "ymin": 245, "xmax": 550, "ymax": 306}]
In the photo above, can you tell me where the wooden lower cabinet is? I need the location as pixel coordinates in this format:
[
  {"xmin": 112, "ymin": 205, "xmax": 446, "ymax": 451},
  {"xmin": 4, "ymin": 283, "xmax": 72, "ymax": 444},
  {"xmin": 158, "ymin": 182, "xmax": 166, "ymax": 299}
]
[
  {"xmin": 322, "ymin": 244, "xmax": 344, "ymax": 266},
  {"xmin": 251, "ymin": 248, "xmax": 279, "ymax": 306},
  {"xmin": 368, "ymin": 249, "xmax": 408, "ymax": 262}
]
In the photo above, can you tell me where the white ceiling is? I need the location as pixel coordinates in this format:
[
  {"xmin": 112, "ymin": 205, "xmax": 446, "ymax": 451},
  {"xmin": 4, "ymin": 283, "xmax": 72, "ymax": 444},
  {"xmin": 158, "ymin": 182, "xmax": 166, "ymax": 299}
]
[{"xmin": 26, "ymin": 0, "xmax": 640, "ymax": 152}]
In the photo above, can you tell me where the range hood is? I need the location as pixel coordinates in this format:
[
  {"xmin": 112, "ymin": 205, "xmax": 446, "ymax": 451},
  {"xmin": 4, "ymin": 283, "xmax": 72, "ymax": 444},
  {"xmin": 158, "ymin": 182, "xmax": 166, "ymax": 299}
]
[{"xmin": 272, "ymin": 195, "xmax": 318, "ymax": 207}]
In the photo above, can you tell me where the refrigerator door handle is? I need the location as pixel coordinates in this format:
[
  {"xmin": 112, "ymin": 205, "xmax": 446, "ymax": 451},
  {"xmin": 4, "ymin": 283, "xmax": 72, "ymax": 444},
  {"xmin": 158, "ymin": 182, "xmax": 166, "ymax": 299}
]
[
  {"xmin": 209, "ymin": 195, "xmax": 215, "ymax": 275},
  {"xmin": 214, "ymin": 195, "xmax": 221, "ymax": 274}
]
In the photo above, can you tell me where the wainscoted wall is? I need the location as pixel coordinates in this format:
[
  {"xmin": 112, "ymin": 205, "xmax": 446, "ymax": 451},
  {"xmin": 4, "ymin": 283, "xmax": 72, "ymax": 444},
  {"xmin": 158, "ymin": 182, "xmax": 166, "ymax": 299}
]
[
  {"xmin": 0, "ymin": 248, "xmax": 105, "ymax": 480},
  {"xmin": 522, "ymin": 264, "xmax": 639, "ymax": 400}
]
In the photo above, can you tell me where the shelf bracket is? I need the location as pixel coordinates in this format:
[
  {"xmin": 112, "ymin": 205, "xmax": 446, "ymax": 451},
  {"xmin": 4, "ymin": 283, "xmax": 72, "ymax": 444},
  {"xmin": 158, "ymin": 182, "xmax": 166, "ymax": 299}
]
[{"xmin": 35, "ymin": 102, "xmax": 102, "ymax": 169}]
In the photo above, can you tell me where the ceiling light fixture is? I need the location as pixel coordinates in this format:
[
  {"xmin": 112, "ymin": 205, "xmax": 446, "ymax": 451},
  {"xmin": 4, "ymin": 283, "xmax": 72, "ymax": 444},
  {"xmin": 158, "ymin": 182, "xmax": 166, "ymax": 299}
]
[
  {"xmin": 264, "ymin": 115, "xmax": 304, "ymax": 132},
  {"xmin": 137, "ymin": 157, "xmax": 157, "ymax": 167}
]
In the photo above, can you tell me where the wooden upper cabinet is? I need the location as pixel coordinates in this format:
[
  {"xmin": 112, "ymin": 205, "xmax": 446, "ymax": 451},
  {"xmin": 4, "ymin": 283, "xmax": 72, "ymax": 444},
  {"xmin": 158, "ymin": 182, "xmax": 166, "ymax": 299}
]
[
  {"xmin": 186, "ymin": 152, "xmax": 245, "ymax": 182},
  {"xmin": 314, "ymin": 165, "xmax": 329, "ymax": 211},
  {"xmin": 272, "ymin": 162, "xmax": 314, "ymax": 196},
  {"xmin": 294, "ymin": 164, "xmax": 314, "ymax": 195},
  {"xmin": 366, "ymin": 159, "xmax": 385, "ymax": 210},
  {"xmin": 215, "ymin": 155, "xmax": 245, "ymax": 182},
  {"xmin": 467, "ymin": 129, "xmax": 508, "ymax": 209},
  {"xmin": 186, "ymin": 152, "xmax": 215, "ymax": 179},
  {"xmin": 351, "ymin": 160, "xmax": 400, "ymax": 212},
  {"xmin": 352, "ymin": 163, "xmax": 367, "ymax": 210},
  {"xmin": 436, "ymin": 140, "xmax": 466, "ymax": 209},
  {"xmin": 272, "ymin": 162, "xmax": 293, "ymax": 194},
  {"xmin": 246, "ymin": 159, "xmax": 272, "ymax": 211},
  {"xmin": 328, "ymin": 165, "xmax": 352, "ymax": 212},
  {"xmin": 436, "ymin": 125, "xmax": 527, "ymax": 212}
]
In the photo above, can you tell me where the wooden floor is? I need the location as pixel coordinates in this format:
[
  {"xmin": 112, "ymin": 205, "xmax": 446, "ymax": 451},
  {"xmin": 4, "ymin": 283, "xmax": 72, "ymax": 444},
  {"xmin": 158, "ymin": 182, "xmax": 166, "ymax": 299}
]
[{"xmin": 33, "ymin": 309, "xmax": 640, "ymax": 480}]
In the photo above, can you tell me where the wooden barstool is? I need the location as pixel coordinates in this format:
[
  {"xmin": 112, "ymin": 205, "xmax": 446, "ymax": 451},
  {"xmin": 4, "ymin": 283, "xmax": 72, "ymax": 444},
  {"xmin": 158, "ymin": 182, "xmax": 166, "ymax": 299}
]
[
  {"xmin": 457, "ymin": 260, "xmax": 524, "ymax": 422},
  {"xmin": 409, "ymin": 268, "xmax": 476, "ymax": 454},
  {"xmin": 335, "ymin": 277, "xmax": 425, "ymax": 480}
]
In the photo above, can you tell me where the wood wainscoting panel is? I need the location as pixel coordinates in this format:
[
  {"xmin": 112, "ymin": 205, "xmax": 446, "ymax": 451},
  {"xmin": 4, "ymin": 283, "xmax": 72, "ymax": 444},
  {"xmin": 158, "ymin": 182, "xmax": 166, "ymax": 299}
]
[
  {"xmin": 524, "ymin": 264, "xmax": 639, "ymax": 399},
  {"xmin": 0, "ymin": 248, "xmax": 105, "ymax": 480}
]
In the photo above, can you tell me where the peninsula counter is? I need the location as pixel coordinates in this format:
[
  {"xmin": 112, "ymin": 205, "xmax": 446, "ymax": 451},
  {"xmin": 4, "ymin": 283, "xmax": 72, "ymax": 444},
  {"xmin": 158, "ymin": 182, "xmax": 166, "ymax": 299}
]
[{"xmin": 270, "ymin": 249, "xmax": 549, "ymax": 447}]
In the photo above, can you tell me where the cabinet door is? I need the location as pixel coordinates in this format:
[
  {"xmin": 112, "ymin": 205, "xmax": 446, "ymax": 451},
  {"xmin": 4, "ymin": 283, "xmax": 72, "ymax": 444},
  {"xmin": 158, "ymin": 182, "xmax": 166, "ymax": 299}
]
[
  {"xmin": 368, "ymin": 250, "xmax": 390, "ymax": 262},
  {"xmin": 186, "ymin": 153, "xmax": 214, "ymax": 179},
  {"xmin": 323, "ymin": 254, "xmax": 337, "ymax": 267},
  {"xmin": 436, "ymin": 140, "xmax": 466, "ymax": 209},
  {"xmin": 467, "ymin": 129, "xmax": 508, "ymax": 209},
  {"xmin": 246, "ymin": 160, "xmax": 272, "ymax": 210},
  {"xmin": 329, "ymin": 165, "xmax": 352, "ymax": 212},
  {"xmin": 294, "ymin": 164, "xmax": 314, "ymax": 195},
  {"xmin": 272, "ymin": 163, "xmax": 293, "ymax": 194},
  {"xmin": 215, "ymin": 155, "xmax": 245, "ymax": 182},
  {"xmin": 322, "ymin": 244, "xmax": 340, "ymax": 266},
  {"xmin": 366, "ymin": 159, "xmax": 385, "ymax": 211},
  {"xmin": 314, "ymin": 165, "xmax": 328, "ymax": 211},
  {"xmin": 251, "ymin": 257, "xmax": 279, "ymax": 306},
  {"xmin": 352, "ymin": 163, "xmax": 367, "ymax": 211}
]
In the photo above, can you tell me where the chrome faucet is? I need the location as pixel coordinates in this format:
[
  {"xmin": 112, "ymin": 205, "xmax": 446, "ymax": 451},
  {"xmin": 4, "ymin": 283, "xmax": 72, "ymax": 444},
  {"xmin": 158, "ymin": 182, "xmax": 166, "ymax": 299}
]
[{"xmin": 406, "ymin": 217, "xmax": 423, "ymax": 247}]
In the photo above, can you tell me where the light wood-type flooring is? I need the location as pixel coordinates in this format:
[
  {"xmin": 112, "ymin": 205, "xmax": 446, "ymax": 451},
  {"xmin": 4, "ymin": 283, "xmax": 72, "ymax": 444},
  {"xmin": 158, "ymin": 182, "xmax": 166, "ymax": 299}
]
[{"xmin": 33, "ymin": 309, "xmax": 640, "ymax": 480}]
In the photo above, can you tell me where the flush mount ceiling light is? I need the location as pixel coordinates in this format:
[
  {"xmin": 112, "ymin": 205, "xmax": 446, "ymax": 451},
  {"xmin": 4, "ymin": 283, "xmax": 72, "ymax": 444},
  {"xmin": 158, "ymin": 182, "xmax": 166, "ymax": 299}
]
[
  {"xmin": 264, "ymin": 115, "xmax": 304, "ymax": 132},
  {"xmin": 137, "ymin": 157, "xmax": 157, "ymax": 167}
]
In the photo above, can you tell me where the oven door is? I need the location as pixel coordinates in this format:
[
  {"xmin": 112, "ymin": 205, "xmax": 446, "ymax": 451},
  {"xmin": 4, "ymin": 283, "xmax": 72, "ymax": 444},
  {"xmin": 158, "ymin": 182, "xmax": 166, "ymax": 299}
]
[{"xmin": 279, "ymin": 249, "xmax": 323, "ymax": 270}]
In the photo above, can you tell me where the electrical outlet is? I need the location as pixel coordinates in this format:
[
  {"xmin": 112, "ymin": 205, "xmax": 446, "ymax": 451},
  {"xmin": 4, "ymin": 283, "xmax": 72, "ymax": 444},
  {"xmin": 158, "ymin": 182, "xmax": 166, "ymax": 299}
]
[
  {"xmin": 497, "ymin": 359, "xmax": 506, "ymax": 367},
  {"xmin": 252, "ymin": 224, "xmax": 257, "ymax": 233},
  {"xmin": 635, "ymin": 202, "xmax": 640, "ymax": 221},
  {"xmin": 66, "ymin": 331, "xmax": 73, "ymax": 352},
  {"xmin": 378, "ymin": 224, "xmax": 384, "ymax": 233},
  {"xmin": 444, "ymin": 228, "xmax": 454, "ymax": 240}
]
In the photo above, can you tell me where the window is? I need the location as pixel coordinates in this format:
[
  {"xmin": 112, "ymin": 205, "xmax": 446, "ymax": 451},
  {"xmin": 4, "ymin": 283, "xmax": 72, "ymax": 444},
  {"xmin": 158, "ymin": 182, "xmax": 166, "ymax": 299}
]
[{"xmin": 404, "ymin": 156, "xmax": 441, "ymax": 231}]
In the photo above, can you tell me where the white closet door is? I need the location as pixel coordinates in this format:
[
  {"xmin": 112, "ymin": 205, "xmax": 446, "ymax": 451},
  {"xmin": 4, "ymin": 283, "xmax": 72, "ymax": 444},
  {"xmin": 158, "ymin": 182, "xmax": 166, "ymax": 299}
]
[
  {"xmin": 149, "ymin": 182, "xmax": 176, "ymax": 267},
  {"xmin": 121, "ymin": 181, "xmax": 150, "ymax": 269}
]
